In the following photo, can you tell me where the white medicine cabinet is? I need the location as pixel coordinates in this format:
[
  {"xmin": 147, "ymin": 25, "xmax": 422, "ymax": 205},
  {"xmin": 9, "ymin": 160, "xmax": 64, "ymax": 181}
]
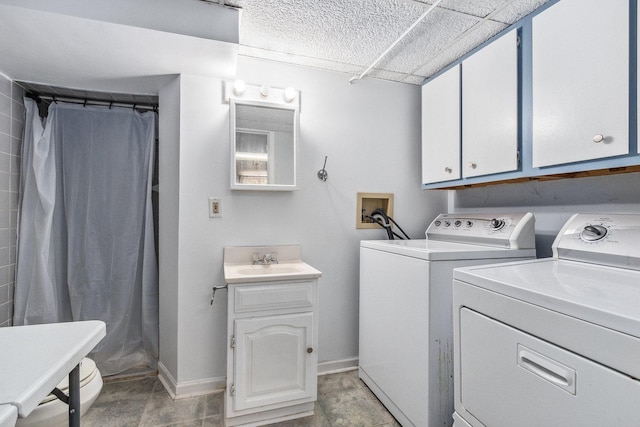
[
  {"xmin": 226, "ymin": 81, "xmax": 300, "ymax": 191},
  {"xmin": 230, "ymin": 99, "xmax": 298, "ymax": 191}
]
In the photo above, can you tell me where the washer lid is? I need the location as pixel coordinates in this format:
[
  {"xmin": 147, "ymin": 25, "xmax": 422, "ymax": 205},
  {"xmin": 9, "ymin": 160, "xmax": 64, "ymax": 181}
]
[
  {"xmin": 361, "ymin": 239, "xmax": 536, "ymax": 261},
  {"xmin": 454, "ymin": 258, "xmax": 640, "ymax": 338}
]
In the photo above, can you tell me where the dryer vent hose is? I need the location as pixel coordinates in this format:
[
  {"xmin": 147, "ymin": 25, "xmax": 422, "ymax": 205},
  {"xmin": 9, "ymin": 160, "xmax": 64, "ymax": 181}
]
[{"xmin": 366, "ymin": 208, "xmax": 410, "ymax": 240}]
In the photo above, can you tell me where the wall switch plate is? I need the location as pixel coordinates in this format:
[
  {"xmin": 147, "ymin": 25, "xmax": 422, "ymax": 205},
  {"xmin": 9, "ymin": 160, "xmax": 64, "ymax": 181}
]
[{"xmin": 209, "ymin": 197, "xmax": 222, "ymax": 218}]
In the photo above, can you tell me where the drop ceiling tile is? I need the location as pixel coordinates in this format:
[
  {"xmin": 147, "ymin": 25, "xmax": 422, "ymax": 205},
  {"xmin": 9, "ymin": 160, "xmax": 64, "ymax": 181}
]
[
  {"xmin": 416, "ymin": 19, "xmax": 508, "ymax": 79},
  {"xmin": 233, "ymin": 0, "xmax": 431, "ymax": 67},
  {"xmin": 490, "ymin": 0, "xmax": 551, "ymax": 23},
  {"xmin": 413, "ymin": 0, "xmax": 515, "ymax": 19},
  {"xmin": 238, "ymin": 45, "xmax": 363, "ymax": 75},
  {"xmin": 230, "ymin": 0, "xmax": 551, "ymax": 84},
  {"xmin": 373, "ymin": 8, "xmax": 482, "ymax": 74}
]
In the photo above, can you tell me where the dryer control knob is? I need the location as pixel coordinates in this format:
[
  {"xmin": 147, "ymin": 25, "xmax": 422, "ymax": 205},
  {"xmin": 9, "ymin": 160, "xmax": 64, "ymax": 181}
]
[
  {"xmin": 581, "ymin": 224, "xmax": 608, "ymax": 242},
  {"xmin": 490, "ymin": 218, "xmax": 505, "ymax": 231}
]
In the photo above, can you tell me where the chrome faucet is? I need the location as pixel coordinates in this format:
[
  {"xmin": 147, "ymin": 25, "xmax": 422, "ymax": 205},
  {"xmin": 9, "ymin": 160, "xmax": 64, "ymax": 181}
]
[{"xmin": 252, "ymin": 252, "xmax": 279, "ymax": 265}]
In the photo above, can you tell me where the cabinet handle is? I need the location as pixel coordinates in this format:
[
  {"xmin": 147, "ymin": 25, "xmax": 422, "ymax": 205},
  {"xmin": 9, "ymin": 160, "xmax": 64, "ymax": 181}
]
[
  {"xmin": 468, "ymin": 162, "xmax": 477, "ymax": 169},
  {"xmin": 444, "ymin": 167, "xmax": 452, "ymax": 173},
  {"xmin": 593, "ymin": 134, "xmax": 605, "ymax": 143},
  {"xmin": 307, "ymin": 347, "xmax": 313, "ymax": 354}
]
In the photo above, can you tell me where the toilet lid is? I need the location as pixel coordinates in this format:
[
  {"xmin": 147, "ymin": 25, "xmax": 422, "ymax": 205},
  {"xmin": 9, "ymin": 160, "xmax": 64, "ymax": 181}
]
[{"xmin": 40, "ymin": 358, "xmax": 98, "ymax": 404}]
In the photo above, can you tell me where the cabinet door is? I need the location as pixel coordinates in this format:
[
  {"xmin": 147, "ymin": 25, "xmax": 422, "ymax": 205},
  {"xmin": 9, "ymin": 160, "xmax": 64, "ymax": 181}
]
[
  {"xmin": 462, "ymin": 30, "xmax": 518, "ymax": 178},
  {"xmin": 532, "ymin": 0, "xmax": 628, "ymax": 168},
  {"xmin": 233, "ymin": 312, "xmax": 316, "ymax": 413},
  {"xmin": 422, "ymin": 65, "xmax": 460, "ymax": 184}
]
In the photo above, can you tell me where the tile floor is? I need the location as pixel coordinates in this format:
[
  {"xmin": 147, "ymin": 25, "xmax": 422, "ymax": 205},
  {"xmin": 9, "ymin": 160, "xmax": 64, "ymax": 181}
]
[{"xmin": 82, "ymin": 369, "xmax": 400, "ymax": 427}]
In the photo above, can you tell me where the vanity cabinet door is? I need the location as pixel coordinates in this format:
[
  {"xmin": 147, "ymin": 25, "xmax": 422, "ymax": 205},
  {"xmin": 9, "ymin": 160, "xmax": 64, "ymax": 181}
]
[
  {"xmin": 232, "ymin": 312, "xmax": 317, "ymax": 413},
  {"xmin": 532, "ymin": 0, "xmax": 628, "ymax": 168},
  {"xmin": 422, "ymin": 64, "xmax": 460, "ymax": 184},
  {"xmin": 462, "ymin": 29, "xmax": 518, "ymax": 178}
]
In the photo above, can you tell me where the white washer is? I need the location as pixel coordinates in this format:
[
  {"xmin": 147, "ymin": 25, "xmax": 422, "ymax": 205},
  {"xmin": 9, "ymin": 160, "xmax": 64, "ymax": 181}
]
[
  {"xmin": 359, "ymin": 212, "xmax": 537, "ymax": 427},
  {"xmin": 452, "ymin": 213, "xmax": 640, "ymax": 427}
]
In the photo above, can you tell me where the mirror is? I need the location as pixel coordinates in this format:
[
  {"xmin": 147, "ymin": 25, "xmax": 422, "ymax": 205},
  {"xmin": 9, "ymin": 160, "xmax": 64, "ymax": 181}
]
[{"xmin": 230, "ymin": 99, "xmax": 298, "ymax": 190}]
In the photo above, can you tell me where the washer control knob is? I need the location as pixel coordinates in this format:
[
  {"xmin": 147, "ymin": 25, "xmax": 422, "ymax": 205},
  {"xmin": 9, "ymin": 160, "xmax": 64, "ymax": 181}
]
[
  {"xmin": 581, "ymin": 224, "xmax": 608, "ymax": 242},
  {"xmin": 490, "ymin": 218, "xmax": 505, "ymax": 230},
  {"xmin": 434, "ymin": 220, "xmax": 442, "ymax": 227},
  {"xmin": 466, "ymin": 221, "xmax": 473, "ymax": 228},
  {"xmin": 454, "ymin": 220, "xmax": 462, "ymax": 227},
  {"xmin": 443, "ymin": 221, "xmax": 451, "ymax": 227}
]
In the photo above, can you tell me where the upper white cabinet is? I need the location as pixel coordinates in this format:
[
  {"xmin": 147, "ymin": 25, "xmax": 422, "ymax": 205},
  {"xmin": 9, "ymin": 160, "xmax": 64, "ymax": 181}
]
[
  {"xmin": 422, "ymin": 65, "xmax": 460, "ymax": 184},
  {"xmin": 462, "ymin": 30, "xmax": 519, "ymax": 178},
  {"xmin": 532, "ymin": 0, "xmax": 629, "ymax": 168}
]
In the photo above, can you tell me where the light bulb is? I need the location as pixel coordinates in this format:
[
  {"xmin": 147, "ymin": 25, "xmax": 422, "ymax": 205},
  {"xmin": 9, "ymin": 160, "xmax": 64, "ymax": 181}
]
[
  {"xmin": 284, "ymin": 87, "xmax": 296, "ymax": 102},
  {"xmin": 233, "ymin": 80, "xmax": 246, "ymax": 96}
]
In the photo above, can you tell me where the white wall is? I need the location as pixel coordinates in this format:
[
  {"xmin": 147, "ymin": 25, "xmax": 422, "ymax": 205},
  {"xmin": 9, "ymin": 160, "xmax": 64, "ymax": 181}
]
[
  {"xmin": 451, "ymin": 172, "xmax": 640, "ymax": 258},
  {"xmin": 158, "ymin": 75, "xmax": 181, "ymax": 380},
  {"xmin": 160, "ymin": 58, "xmax": 448, "ymax": 392}
]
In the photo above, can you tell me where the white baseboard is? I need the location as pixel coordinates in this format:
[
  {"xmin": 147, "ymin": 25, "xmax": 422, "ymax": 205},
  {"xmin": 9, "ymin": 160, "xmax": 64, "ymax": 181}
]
[
  {"xmin": 157, "ymin": 358, "xmax": 359, "ymax": 399},
  {"xmin": 318, "ymin": 357, "xmax": 359, "ymax": 375},
  {"xmin": 157, "ymin": 361, "xmax": 226, "ymax": 400}
]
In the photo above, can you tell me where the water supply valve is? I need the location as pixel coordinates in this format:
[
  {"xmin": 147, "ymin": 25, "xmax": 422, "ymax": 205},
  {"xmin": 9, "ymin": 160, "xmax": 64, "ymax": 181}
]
[{"xmin": 210, "ymin": 284, "xmax": 228, "ymax": 305}]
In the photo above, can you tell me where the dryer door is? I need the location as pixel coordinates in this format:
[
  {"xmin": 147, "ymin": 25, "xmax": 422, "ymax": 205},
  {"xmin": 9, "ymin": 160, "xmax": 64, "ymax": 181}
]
[{"xmin": 458, "ymin": 308, "xmax": 640, "ymax": 427}]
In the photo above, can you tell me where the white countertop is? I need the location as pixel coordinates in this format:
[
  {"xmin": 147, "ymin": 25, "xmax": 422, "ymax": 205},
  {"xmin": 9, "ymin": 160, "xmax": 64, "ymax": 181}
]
[
  {"xmin": 0, "ymin": 320, "xmax": 106, "ymax": 418},
  {"xmin": 224, "ymin": 261, "xmax": 322, "ymax": 284}
]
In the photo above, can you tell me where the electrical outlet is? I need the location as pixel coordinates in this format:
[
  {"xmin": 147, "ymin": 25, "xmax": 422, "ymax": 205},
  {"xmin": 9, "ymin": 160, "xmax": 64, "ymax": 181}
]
[{"xmin": 209, "ymin": 197, "xmax": 222, "ymax": 218}]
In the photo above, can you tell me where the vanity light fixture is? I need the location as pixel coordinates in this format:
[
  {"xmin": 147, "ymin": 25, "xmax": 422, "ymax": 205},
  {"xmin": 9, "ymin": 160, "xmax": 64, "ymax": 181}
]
[
  {"xmin": 284, "ymin": 87, "xmax": 297, "ymax": 102},
  {"xmin": 233, "ymin": 80, "xmax": 246, "ymax": 96},
  {"xmin": 224, "ymin": 82, "xmax": 300, "ymax": 108}
]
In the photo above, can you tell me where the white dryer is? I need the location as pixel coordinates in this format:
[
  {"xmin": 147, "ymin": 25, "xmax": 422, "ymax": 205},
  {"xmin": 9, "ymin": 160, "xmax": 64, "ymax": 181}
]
[
  {"xmin": 359, "ymin": 212, "xmax": 537, "ymax": 427},
  {"xmin": 452, "ymin": 213, "xmax": 640, "ymax": 427}
]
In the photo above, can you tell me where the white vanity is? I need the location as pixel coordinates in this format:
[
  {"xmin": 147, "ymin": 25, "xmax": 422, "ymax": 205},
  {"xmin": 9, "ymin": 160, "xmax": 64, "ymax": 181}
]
[{"xmin": 223, "ymin": 245, "xmax": 321, "ymax": 427}]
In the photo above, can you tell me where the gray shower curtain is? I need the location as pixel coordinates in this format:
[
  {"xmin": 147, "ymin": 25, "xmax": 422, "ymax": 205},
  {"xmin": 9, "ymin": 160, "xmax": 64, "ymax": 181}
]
[{"xmin": 14, "ymin": 98, "xmax": 158, "ymax": 375}]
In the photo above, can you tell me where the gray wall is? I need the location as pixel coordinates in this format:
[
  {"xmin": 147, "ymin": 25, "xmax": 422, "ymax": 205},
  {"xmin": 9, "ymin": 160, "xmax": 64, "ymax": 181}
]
[
  {"xmin": 451, "ymin": 173, "xmax": 640, "ymax": 258},
  {"xmin": 0, "ymin": 73, "xmax": 23, "ymax": 326}
]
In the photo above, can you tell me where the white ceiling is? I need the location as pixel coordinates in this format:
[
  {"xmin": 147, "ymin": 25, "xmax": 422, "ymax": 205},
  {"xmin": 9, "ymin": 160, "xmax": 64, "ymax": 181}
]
[
  {"xmin": 0, "ymin": 0, "xmax": 239, "ymax": 96},
  {"xmin": 228, "ymin": 0, "xmax": 551, "ymax": 85},
  {"xmin": 0, "ymin": 0, "xmax": 553, "ymax": 97}
]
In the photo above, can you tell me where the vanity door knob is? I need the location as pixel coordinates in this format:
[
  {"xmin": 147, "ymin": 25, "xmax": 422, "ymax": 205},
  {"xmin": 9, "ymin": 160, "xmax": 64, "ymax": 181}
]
[
  {"xmin": 307, "ymin": 347, "xmax": 314, "ymax": 354},
  {"xmin": 468, "ymin": 162, "xmax": 477, "ymax": 169},
  {"xmin": 593, "ymin": 134, "xmax": 605, "ymax": 143}
]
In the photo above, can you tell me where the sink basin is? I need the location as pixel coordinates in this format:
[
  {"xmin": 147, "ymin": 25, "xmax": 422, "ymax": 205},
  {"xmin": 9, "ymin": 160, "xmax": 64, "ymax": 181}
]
[
  {"xmin": 236, "ymin": 265, "xmax": 305, "ymax": 276},
  {"xmin": 224, "ymin": 262, "xmax": 322, "ymax": 284},
  {"xmin": 223, "ymin": 245, "xmax": 322, "ymax": 283}
]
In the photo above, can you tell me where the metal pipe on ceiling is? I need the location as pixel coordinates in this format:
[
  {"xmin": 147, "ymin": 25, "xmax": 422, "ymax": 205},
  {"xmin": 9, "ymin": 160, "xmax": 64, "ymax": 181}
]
[{"xmin": 349, "ymin": 0, "xmax": 445, "ymax": 84}]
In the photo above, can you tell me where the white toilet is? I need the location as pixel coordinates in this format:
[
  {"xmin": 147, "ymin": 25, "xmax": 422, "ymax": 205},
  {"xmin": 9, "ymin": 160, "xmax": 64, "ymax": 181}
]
[{"xmin": 16, "ymin": 358, "xmax": 103, "ymax": 427}]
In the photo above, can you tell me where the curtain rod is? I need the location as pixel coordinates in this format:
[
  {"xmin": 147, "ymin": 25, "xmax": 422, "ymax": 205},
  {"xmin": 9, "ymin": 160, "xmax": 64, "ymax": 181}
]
[
  {"xmin": 349, "ymin": 0, "xmax": 445, "ymax": 84},
  {"xmin": 27, "ymin": 93, "xmax": 158, "ymax": 112}
]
